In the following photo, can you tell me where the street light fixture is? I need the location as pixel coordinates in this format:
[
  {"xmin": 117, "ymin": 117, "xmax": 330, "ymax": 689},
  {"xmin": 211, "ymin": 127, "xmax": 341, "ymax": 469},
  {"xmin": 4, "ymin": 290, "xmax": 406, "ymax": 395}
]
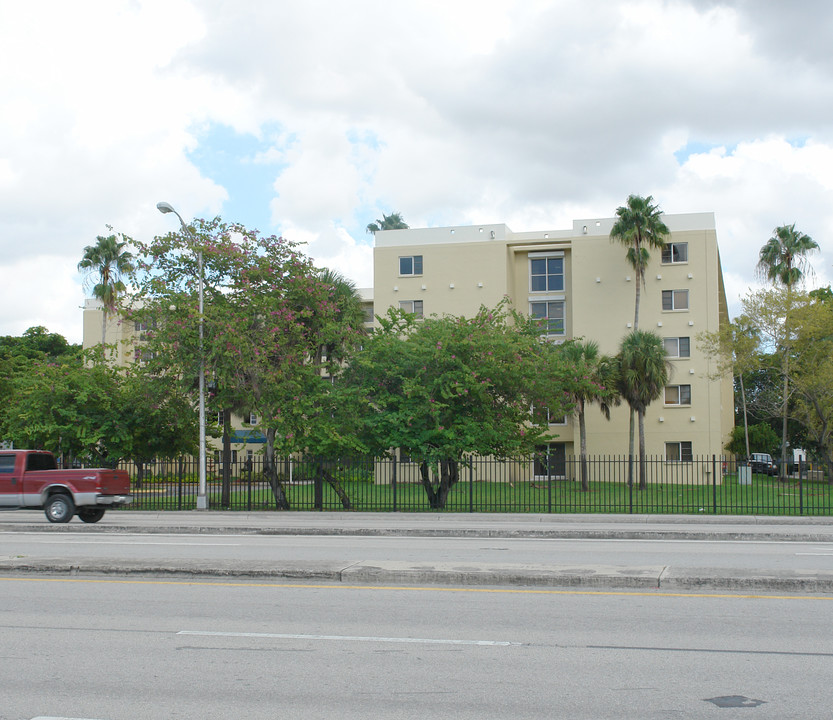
[{"xmin": 157, "ymin": 201, "xmax": 208, "ymax": 510}]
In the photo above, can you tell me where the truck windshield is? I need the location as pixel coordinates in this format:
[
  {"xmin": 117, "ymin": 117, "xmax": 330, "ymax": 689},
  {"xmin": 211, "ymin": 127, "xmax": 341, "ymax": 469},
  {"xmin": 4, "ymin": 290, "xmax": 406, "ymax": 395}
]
[{"xmin": 26, "ymin": 454, "xmax": 58, "ymax": 471}]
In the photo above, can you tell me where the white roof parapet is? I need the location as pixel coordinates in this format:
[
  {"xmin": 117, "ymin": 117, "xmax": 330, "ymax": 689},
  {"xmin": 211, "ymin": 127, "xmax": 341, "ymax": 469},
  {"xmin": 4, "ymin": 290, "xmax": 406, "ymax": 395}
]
[
  {"xmin": 374, "ymin": 224, "xmax": 510, "ymax": 247},
  {"xmin": 374, "ymin": 212, "xmax": 716, "ymax": 247}
]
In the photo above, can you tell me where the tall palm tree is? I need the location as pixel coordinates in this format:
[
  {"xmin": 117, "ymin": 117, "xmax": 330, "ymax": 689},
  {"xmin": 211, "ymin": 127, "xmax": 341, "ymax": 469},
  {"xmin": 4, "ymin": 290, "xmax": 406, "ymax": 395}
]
[
  {"xmin": 559, "ymin": 340, "xmax": 620, "ymax": 491},
  {"xmin": 616, "ymin": 330, "xmax": 671, "ymax": 489},
  {"xmin": 366, "ymin": 212, "xmax": 409, "ymax": 234},
  {"xmin": 609, "ymin": 194, "xmax": 670, "ymax": 331},
  {"xmin": 78, "ymin": 233, "xmax": 134, "ymax": 347},
  {"xmin": 609, "ymin": 195, "xmax": 669, "ymax": 471},
  {"xmin": 756, "ymin": 224, "xmax": 818, "ymax": 479}
]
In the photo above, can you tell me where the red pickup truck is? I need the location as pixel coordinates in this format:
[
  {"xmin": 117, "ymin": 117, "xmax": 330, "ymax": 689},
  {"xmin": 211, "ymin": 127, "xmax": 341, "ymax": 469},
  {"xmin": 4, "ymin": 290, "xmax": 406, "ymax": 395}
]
[{"xmin": 0, "ymin": 449, "xmax": 132, "ymax": 523}]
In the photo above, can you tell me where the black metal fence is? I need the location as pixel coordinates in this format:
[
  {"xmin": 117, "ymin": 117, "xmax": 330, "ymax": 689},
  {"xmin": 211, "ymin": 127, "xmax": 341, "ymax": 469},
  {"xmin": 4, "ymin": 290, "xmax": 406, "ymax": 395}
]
[{"xmin": 118, "ymin": 454, "xmax": 833, "ymax": 515}]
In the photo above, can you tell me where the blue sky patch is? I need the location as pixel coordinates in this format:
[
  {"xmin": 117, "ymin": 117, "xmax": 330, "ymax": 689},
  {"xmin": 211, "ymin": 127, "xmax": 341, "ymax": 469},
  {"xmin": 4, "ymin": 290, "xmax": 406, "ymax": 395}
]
[
  {"xmin": 187, "ymin": 122, "xmax": 290, "ymax": 233},
  {"xmin": 674, "ymin": 140, "xmax": 733, "ymax": 165}
]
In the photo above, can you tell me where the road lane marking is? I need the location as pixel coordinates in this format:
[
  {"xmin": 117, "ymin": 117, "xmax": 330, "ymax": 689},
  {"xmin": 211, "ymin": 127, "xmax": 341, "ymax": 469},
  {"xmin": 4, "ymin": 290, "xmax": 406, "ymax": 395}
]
[
  {"xmin": 589, "ymin": 644, "xmax": 833, "ymax": 657},
  {"xmin": 8, "ymin": 539, "xmax": 241, "ymax": 546},
  {"xmin": 2, "ymin": 576, "xmax": 833, "ymax": 601},
  {"xmin": 178, "ymin": 630, "xmax": 520, "ymax": 646}
]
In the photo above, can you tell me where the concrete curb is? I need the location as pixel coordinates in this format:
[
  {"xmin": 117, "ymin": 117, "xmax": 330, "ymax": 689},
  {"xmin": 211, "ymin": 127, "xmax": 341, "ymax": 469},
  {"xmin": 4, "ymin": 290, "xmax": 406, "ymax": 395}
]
[
  {"xmin": 2, "ymin": 522, "xmax": 833, "ymax": 543},
  {"xmin": 3, "ymin": 557, "xmax": 833, "ymax": 593}
]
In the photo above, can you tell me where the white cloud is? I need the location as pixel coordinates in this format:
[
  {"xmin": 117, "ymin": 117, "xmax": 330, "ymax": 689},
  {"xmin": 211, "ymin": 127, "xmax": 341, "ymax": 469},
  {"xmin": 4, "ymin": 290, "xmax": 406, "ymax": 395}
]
[{"xmin": 2, "ymin": 0, "xmax": 833, "ymax": 344}]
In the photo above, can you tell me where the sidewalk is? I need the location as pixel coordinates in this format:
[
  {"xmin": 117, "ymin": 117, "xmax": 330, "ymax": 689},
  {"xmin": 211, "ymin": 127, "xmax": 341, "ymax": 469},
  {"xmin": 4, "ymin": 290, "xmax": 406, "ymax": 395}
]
[{"xmin": 1, "ymin": 511, "xmax": 832, "ymax": 592}]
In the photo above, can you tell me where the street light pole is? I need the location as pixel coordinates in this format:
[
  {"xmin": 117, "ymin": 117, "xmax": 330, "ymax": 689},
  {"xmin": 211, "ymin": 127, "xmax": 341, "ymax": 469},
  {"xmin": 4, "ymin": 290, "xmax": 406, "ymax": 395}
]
[{"xmin": 156, "ymin": 201, "xmax": 208, "ymax": 510}]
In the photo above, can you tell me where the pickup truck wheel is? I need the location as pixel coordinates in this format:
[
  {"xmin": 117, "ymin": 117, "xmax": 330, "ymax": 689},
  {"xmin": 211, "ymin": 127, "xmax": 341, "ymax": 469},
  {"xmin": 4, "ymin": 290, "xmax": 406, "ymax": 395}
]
[
  {"xmin": 44, "ymin": 493, "xmax": 74, "ymax": 523},
  {"xmin": 78, "ymin": 507, "xmax": 106, "ymax": 524}
]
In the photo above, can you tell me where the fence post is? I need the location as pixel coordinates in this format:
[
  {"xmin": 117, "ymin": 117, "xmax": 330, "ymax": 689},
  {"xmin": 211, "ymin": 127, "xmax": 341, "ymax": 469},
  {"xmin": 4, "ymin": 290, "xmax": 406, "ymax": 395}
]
[
  {"xmin": 247, "ymin": 460, "xmax": 252, "ymax": 512},
  {"xmin": 177, "ymin": 457, "xmax": 184, "ymax": 511},
  {"xmin": 469, "ymin": 458, "xmax": 473, "ymax": 513},
  {"xmin": 712, "ymin": 455, "xmax": 717, "ymax": 514},
  {"xmin": 392, "ymin": 455, "xmax": 398, "ymax": 512},
  {"xmin": 313, "ymin": 457, "xmax": 323, "ymax": 511},
  {"xmin": 547, "ymin": 452, "xmax": 552, "ymax": 514},
  {"xmin": 628, "ymin": 455, "xmax": 633, "ymax": 514},
  {"xmin": 799, "ymin": 466, "xmax": 804, "ymax": 516}
]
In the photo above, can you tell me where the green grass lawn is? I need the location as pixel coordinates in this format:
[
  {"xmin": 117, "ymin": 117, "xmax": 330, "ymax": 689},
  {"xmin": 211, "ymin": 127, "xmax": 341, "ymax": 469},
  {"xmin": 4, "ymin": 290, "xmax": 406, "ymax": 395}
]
[{"xmin": 126, "ymin": 472, "xmax": 833, "ymax": 515}]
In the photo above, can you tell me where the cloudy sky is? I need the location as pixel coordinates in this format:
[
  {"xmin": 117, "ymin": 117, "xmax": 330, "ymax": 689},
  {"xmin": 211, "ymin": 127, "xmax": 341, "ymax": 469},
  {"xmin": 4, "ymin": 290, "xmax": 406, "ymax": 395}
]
[{"xmin": 1, "ymin": 0, "xmax": 831, "ymax": 343}]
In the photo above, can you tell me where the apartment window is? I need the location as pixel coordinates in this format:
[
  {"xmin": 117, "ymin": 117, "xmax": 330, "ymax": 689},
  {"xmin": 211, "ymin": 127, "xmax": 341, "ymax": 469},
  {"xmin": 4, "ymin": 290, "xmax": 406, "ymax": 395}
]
[
  {"xmin": 666, "ymin": 441, "xmax": 693, "ymax": 462},
  {"xmin": 529, "ymin": 256, "xmax": 564, "ymax": 292},
  {"xmin": 664, "ymin": 337, "xmax": 691, "ymax": 358},
  {"xmin": 662, "ymin": 289, "xmax": 689, "ymax": 311},
  {"xmin": 661, "ymin": 242, "xmax": 688, "ymax": 264},
  {"xmin": 248, "ymin": 413, "xmax": 258, "ymax": 425},
  {"xmin": 399, "ymin": 300, "xmax": 424, "ymax": 318},
  {"xmin": 665, "ymin": 384, "xmax": 692, "ymax": 406},
  {"xmin": 530, "ymin": 300, "xmax": 565, "ymax": 336},
  {"xmin": 399, "ymin": 255, "xmax": 423, "ymax": 276}
]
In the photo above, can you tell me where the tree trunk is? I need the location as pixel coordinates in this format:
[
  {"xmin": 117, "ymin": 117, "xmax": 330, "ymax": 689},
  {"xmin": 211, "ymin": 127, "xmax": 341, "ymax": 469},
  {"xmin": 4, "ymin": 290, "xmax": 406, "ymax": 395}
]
[
  {"xmin": 419, "ymin": 461, "xmax": 440, "ymax": 508},
  {"xmin": 780, "ymin": 357, "xmax": 790, "ymax": 481},
  {"xmin": 578, "ymin": 405, "xmax": 589, "ymax": 492},
  {"xmin": 627, "ymin": 408, "xmax": 635, "ymax": 488},
  {"xmin": 320, "ymin": 463, "xmax": 353, "ymax": 510},
  {"xmin": 780, "ymin": 285, "xmax": 792, "ymax": 482},
  {"xmin": 740, "ymin": 373, "xmax": 750, "ymax": 458},
  {"xmin": 637, "ymin": 409, "xmax": 647, "ymax": 490},
  {"xmin": 221, "ymin": 410, "xmax": 232, "ymax": 508},
  {"xmin": 264, "ymin": 428, "xmax": 290, "ymax": 510},
  {"xmin": 436, "ymin": 459, "xmax": 459, "ymax": 508},
  {"xmin": 418, "ymin": 459, "xmax": 459, "ymax": 509}
]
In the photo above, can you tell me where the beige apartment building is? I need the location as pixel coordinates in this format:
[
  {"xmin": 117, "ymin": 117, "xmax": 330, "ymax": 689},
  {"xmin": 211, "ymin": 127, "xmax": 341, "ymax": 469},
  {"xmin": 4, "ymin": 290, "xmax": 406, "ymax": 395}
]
[{"xmin": 372, "ymin": 213, "xmax": 734, "ymax": 466}]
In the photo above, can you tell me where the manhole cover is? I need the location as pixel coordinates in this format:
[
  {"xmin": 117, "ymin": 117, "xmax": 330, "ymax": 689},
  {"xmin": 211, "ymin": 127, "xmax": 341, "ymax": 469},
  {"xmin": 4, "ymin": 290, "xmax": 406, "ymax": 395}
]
[{"xmin": 705, "ymin": 695, "xmax": 766, "ymax": 708}]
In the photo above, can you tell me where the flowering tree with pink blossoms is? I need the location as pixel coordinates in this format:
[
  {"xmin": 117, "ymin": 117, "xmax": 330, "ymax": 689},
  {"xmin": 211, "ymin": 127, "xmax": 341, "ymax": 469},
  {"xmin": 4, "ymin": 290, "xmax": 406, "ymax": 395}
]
[{"xmin": 129, "ymin": 217, "xmax": 364, "ymax": 508}]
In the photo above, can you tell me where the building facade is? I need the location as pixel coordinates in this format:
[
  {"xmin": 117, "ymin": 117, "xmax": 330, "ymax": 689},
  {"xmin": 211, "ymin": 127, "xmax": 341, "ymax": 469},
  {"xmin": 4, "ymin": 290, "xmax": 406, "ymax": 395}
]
[{"xmin": 372, "ymin": 213, "xmax": 734, "ymax": 464}]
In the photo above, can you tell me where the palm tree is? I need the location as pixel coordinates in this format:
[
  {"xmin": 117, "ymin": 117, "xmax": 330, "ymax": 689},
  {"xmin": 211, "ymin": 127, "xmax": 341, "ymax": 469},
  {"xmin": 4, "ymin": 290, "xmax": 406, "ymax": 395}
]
[
  {"xmin": 313, "ymin": 268, "xmax": 367, "ymax": 367},
  {"xmin": 78, "ymin": 233, "xmax": 134, "ymax": 347},
  {"xmin": 366, "ymin": 212, "xmax": 409, "ymax": 234},
  {"xmin": 616, "ymin": 330, "xmax": 671, "ymax": 489},
  {"xmin": 609, "ymin": 194, "xmax": 670, "ymax": 331},
  {"xmin": 756, "ymin": 224, "xmax": 818, "ymax": 480},
  {"xmin": 559, "ymin": 340, "xmax": 620, "ymax": 491},
  {"xmin": 609, "ymin": 195, "xmax": 669, "ymax": 471}
]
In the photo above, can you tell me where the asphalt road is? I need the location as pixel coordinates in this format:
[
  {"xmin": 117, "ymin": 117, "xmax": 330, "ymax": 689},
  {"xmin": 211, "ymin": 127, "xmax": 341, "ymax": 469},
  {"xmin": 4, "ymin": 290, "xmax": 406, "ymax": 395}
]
[{"xmin": 3, "ymin": 574, "xmax": 832, "ymax": 720}]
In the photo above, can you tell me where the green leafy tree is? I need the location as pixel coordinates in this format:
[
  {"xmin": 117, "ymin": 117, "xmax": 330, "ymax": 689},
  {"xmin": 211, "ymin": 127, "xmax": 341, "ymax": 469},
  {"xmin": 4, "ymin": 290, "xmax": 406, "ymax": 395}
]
[
  {"xmin": 0, "ymin": 351, "xmax": 120, "ymax": 463},
  {"xmin": 698, "ymin": 316, "xmax": 761, "ymax": 457},
  {"xmin": 0, "ymin": 326, "xmax": 78, "ymax": 361},
  {"xmin": 366, "ymin": 212, "xmax": 409, "ymax": 234},
  {"xmin": 130, "ymin": 218, "xmax": 364, "ymax": 509},
  {"xmin": 109, "ymin": 365, "xmax": 200, "ymax": 483},
  {"xmin": 790, "ymin": 293, "xmax": 833, "ymax": 471},
  {"xmin": 340, "ymin": 303, "xmax": 557, "ymax": 508},
  {"xmin": 78, "ymin": 232, "xmax": 134, "ymax": 347},
  {"xmin": 756, "ymin": 224, "xmax": 818, "ymax": 479},
  {"xmin": 725, "ymin": 422, "xmax": 780, "ymax": 458},
  {"xmin": 0, "ymin": 328, "xmax": 82, "ymax": 447},
  {"xmin": 616, "ymin": 330, "xmax": 671, "ymax": 489}
]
